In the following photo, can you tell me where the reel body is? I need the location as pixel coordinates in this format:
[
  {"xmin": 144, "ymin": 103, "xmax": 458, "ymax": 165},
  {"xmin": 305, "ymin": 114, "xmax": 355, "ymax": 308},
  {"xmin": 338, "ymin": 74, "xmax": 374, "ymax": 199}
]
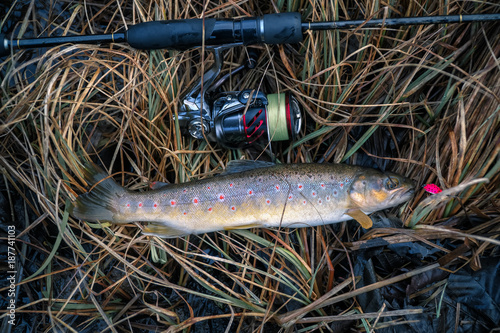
[{"xmin": 177, "ymin": 45, "xmax": 301, "ymax": 149}]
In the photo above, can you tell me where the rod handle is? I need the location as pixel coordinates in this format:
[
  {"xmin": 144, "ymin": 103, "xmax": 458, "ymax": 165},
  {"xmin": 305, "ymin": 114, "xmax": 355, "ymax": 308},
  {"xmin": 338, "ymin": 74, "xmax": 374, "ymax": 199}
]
[{"xmin": 125, "ymin": 12, "xmax": 303, "ymax": 50}]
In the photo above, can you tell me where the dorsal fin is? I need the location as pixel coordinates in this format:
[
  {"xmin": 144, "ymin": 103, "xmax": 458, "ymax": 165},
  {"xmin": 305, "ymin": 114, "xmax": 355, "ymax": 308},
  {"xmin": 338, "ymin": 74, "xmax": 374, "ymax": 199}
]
[
  {"xmin": 220, "ymin": 160, "xmax": 276, "ymax": 175},
  {"xmin": 149, "ymin": 181, "xmax": 169, "ymax": 190}
]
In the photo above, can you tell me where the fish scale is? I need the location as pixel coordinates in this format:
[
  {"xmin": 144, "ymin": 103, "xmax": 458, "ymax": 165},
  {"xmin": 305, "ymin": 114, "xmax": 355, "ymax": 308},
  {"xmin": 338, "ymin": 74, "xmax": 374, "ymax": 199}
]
[{"xmin": 70, "ymin": 161, "xmax": 415, "ymax": 238}]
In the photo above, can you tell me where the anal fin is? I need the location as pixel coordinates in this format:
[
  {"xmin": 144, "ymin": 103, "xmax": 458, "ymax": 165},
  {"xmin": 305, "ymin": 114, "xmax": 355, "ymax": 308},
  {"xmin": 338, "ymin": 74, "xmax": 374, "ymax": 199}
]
[
  {"xmin": 143, "ymin": 222, "xmax": 188, "ymax": 238},
  {"xmin": 224, "ymin": 223, "xmax": 262, "ymax": 231},
  {"xmin": 346, "ymin": 209, "xmax": 373, "ymax": 229}
]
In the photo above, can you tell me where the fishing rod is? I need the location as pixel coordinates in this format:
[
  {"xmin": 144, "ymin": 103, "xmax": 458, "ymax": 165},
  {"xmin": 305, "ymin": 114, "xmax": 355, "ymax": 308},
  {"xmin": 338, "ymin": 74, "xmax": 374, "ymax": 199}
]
[
  {"xmin": 1, "ymin": 13, "xmax": 499, "ymax": 56},
  {"xmin": 2, "ymin": 12, "xmax": 499, "ymax": 149}
]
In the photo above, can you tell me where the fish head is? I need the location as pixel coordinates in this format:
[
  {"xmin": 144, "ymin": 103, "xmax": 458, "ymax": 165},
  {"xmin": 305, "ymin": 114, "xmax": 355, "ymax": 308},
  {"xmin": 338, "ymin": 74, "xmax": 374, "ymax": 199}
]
[{"xmin": 348, "ymin": 170, "xmax": 415, "ymax": 212}]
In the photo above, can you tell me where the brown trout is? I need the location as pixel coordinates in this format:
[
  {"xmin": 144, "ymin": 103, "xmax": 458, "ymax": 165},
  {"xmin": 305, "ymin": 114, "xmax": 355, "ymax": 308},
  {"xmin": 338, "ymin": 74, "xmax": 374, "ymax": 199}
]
[{"xmin": 70, "ymin": 160, "xmax": 415, "ymax": 238}]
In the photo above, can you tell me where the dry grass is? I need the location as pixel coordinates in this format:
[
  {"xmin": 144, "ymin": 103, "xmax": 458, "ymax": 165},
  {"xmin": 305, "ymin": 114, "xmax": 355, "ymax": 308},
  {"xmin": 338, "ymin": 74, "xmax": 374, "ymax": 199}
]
[{"xmin": 0, "ymin": 0, "xmax": 499, "ymax": 332}]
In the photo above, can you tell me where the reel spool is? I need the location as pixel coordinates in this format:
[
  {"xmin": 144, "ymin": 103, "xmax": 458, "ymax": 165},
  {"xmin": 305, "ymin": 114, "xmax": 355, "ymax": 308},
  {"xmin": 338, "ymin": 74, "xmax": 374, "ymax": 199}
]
[{"xmin": 211, "ymin": 91, "xmax": 301, "ymax": 149}]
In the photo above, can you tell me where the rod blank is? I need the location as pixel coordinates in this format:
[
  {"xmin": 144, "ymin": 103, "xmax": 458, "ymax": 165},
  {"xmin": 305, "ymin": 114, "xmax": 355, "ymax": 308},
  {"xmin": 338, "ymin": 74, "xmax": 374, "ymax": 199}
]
[{"xmin": 303, "ymin": 14, "xmax": 500, "ymax": 30}]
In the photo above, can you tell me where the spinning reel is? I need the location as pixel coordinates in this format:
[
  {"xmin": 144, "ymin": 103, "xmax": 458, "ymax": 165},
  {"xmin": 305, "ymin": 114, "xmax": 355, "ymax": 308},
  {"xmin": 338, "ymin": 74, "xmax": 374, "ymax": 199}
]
[{"xmin": 177, "ymin": 44, "xmax": 302, "ymax": 149}]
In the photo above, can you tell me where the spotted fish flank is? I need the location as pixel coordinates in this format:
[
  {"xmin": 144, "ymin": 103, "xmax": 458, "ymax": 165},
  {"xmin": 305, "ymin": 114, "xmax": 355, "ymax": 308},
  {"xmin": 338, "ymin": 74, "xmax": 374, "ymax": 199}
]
[{"xmin": 70, "ymin": 161, "xmax": 415, "ymax": 238}]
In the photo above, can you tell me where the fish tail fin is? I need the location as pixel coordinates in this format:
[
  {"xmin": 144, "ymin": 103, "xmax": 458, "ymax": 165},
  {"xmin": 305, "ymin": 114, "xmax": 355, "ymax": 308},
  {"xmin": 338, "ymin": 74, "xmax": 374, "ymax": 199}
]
[{"xmin": 70, "ymin": 163, "xmax": 126, "ymax": 222}]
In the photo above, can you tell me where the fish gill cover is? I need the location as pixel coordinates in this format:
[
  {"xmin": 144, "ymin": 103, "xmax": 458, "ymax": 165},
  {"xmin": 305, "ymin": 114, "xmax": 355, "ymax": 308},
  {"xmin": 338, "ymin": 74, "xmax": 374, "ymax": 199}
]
[{"xmin": 0, "ymin": 0, "xmax": 499, "ymax": 332}]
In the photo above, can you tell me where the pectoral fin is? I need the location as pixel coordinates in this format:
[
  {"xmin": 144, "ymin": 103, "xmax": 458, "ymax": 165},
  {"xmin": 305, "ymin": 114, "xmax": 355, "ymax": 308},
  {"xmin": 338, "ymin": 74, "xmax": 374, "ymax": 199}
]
[
  {"xmin": 143, "ymin": 222, "xmax": 188, "ymax": 238},
  {"xmin": 346, "ymin": 209, "xmax": 373, "ymax": 229}
]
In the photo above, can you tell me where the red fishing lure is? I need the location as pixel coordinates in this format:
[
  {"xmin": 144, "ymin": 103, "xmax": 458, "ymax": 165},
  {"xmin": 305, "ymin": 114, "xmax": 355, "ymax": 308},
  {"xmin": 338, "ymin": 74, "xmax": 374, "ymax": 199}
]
[{"xmin": 423, "ymin": 183, "xmax": 442, "ymax": 194}]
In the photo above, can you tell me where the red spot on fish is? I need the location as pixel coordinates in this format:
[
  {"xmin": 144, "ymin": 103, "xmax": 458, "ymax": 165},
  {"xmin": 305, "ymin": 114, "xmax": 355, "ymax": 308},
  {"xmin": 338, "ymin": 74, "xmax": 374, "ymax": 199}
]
[
  {"xmin": 303, "ymin": 200, "xmax": 307, "ymax": 205},
  {"xmin": 326, "ymin": 196, "xmax": 330, "ymax": 201},
  {"xmin": 170, "ymin": 200, "xmax": 176, "ymax": 207},
  {"xmin": 312, "ymin": 191, "xmax": 316, "ymax": 197},
  {"xmin": 248, "ymin": 190, "xmax": 253, "ymax": 195},
  {"xmin": 219, "ymin": 194, "xmax": 225, "ymax": 201},
  {"xmin": 193, "ymin": 198, "xmax": 199, "ymax": 204},
  {"xmin": 266, "ymin": 199, "xmax": 271, "ymax": 204},
  {"xmin": 138, "ymin": 202, "xmax": 143, "ymax": 208},
  {"xmin": 424, "ymin": 184, "xmax": 442, "ymax": 194},
  {"xmin": 207, "ymin": 186, "xmax": 211, "ymax": 190},
  {"xmin": 126, "ymin": 203, "xmax": 130, "ymax": 208},
  {"xmin": 275, "ymin": 185, "xmax": 280, "ymax": 190},
  {"xmin": 288, "ymin": 194, "xmax": 293, "ymax": 200},
  {"xmin": 298, "ymin": 184, "xmax": 303, "ymax": 190},
  {"xmin": 231, "ymin": 206, "xmax": 236, "ymax": 211},
  {"xmin": 208, "ymin": 207, "xmax": 212, "ymax": 212},
  {"xmin": 318, "ymin": 199, "xmax": 322, "ymax": 204},
  {"xmin": 333, "ymin": 190, "xmax": 338, "ymax": 196},
  {"xmin": 229, "ymin": 183, "xmax": 234, "ymax": 187},
  {"xmin": 153, "ymin": 203, "xmax": 158, "ymax": 208},
  {"xmin": 340, "ymin": 183, "xmax": 344, "ymax": 188},
  {"xmin": 183, "ymin": 212, "xmax": 187, "ymax": 215},
  {"xmin": 321, "ymin": 183, "xmax": 325, "ymax": 188},
  {"xmin": 183, "ymin": 189, "xmax": 187, "ymax": 193}
]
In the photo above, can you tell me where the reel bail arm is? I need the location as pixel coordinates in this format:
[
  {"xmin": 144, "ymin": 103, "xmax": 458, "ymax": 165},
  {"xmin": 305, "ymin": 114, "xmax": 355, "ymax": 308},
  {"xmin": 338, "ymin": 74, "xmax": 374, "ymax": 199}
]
[{"xmin": 178, "ymin": 43, "xmax": 241, "ymax": 141}]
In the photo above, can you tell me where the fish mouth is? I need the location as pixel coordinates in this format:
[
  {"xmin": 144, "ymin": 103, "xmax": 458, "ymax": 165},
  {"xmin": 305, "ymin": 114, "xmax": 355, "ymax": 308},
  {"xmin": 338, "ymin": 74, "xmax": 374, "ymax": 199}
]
[
  {"xmin": 400, "ymin": 187, "xmax": 416, "ymax": 201},
  {"xmin": 404, "ymin": 187, "xmax": 416, "ymax": 196},
  {"xmin": 390, "ymin": 186, "xmax": 415, "ymax": 202}
]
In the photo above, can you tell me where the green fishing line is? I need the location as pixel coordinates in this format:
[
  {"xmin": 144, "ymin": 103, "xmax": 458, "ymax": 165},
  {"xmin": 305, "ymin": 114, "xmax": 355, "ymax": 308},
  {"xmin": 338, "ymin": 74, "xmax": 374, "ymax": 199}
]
[{"xmin": 267, "ymin": 93, "xmax": 289, "ymax": 141}]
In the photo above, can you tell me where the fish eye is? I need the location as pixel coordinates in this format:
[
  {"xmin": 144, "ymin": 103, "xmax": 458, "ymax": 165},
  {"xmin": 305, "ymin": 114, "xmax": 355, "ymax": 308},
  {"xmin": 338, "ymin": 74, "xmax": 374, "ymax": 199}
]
[{"xmin": 385, "ymin": 177, "xmax": 400, "ymax": 190}]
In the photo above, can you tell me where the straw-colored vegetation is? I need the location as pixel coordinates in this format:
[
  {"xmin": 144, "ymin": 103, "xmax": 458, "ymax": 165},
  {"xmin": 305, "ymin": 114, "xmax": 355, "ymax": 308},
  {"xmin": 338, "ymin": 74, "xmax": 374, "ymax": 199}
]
[{"xmin": 0, "ymin": 0, "xmax": 498, "ymax": 332}]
